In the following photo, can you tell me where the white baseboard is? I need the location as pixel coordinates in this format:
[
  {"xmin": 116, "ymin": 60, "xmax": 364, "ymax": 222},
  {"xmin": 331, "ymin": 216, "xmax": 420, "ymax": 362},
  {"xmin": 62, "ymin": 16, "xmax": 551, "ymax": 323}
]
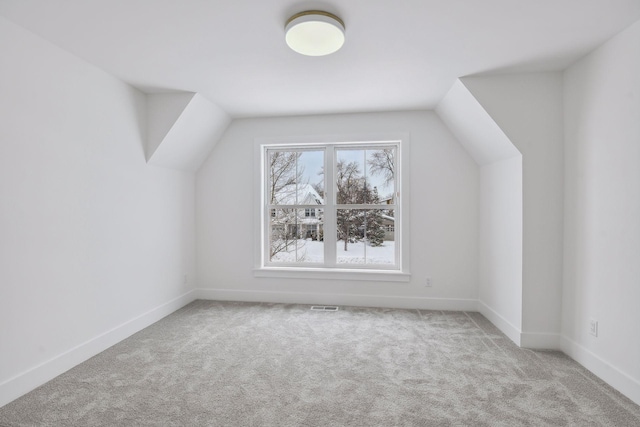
[
  {"xmin": 476, "ymin": 301, "xmax": 561, "ymax": 350},
  {"xmin": 0, "ymin": 290, "xmax": 197, "ymax": 408},
  {"xmin": 476, "ymin": 300, "xmax": 522, "ymax": 346},
  {"xmin": 194, "ymin": 288, "xmax": 478, "ymax": 311},
  {"xmin": 561, "ymin": 336, "xmax": 640, "ymax": 406}
]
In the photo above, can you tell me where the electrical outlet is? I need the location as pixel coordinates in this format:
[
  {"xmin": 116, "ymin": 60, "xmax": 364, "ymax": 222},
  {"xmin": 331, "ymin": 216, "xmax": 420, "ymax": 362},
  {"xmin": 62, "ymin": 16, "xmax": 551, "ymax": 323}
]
[
  {"xmin": 183, "ymin": 274, "xmax": 188, "ymax": 285},
  {"xmin": 425, "ymin": 277, "xmax": 432, "ymax": 287},
  {"xmin": 589, "ymin": 319, "xmax": 598, "ymax": 337}
]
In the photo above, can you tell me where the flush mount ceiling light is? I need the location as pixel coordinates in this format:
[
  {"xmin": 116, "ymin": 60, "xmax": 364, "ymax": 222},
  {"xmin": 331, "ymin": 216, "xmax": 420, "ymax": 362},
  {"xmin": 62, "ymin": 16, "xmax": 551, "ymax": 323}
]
[{"xmin": 285, "ymin": 11, "xmax": 345, "ymax": 56}]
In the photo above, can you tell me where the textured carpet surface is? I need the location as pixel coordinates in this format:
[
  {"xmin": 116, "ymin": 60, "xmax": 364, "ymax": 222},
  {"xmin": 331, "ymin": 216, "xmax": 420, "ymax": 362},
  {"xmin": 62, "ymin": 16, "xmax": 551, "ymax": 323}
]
[{"xmin": 1, "ymin": 300, "xmax": 639, "ymax": 426}]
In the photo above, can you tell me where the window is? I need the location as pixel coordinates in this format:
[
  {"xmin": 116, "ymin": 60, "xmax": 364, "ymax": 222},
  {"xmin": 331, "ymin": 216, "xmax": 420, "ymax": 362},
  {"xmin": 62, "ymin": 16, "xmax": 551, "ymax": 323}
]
[{"xmin": 260, "ymin": 140, "xmax": 405, "ymax": 275}]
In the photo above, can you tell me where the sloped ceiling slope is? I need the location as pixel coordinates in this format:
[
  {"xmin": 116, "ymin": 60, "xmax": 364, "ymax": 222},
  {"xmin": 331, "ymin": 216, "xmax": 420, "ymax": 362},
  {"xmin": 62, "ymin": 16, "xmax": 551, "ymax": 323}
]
[
  {"xmin": 436, "ymin": 79, "xmax": 520, "ymax": 165},
  {"xmin": 147, "ymin": 93, "xmax": 230, "ymax": 172}
]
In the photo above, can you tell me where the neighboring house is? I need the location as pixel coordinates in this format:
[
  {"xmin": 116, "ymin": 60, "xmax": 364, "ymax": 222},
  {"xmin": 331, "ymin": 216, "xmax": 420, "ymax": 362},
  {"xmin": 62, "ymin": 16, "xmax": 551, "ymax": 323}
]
[
  {"xmin": 381, "ymin": 214, "xmax": 395, "ymax": 241},
  {"xmin": 379, "ymin": 194, "xmax": 395, "ymax": 241},
  {"xmin": 380, "ymin": 193, "xmax": 395, "ymax": 205},
  {"xmin": 272, "ymin": 185, "xmax": 395, "ymax": 241},
  {"xmin": 271, "ymin": 184, "xmax": 324, "ymax": 240}
]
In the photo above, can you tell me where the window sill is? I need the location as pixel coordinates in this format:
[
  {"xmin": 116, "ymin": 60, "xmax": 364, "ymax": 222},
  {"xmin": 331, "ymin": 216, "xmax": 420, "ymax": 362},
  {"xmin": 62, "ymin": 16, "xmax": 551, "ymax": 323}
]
[{"xmin": 253, "ymin": 267, "xmax": 411, "ymax": 282}]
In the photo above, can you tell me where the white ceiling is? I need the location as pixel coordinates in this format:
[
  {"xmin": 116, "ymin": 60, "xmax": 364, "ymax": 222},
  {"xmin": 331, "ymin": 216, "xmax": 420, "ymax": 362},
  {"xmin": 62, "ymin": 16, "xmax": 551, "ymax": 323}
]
[{"xmin": 1, "ymin": 0, "xmax": 639, "ymax": 118}]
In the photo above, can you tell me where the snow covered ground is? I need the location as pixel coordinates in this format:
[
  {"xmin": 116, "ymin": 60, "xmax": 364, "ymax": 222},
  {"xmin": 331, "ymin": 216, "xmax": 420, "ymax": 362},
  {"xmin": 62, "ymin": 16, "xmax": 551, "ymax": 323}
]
[{"xmin": 271, "ymin": 239, "xmax": 395, "ymax": 265}]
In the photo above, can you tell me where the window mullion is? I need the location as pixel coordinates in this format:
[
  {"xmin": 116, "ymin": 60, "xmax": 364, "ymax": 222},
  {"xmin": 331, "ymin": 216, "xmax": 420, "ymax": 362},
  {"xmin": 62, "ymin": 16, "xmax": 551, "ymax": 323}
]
[{"xmin": 324, "ymin": 146, "xmax": 337, "ymax": 267}]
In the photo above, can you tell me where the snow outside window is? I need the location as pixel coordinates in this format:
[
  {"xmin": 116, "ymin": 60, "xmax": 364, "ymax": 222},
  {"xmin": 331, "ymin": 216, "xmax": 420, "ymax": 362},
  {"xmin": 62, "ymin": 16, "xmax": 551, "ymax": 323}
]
[{"xmin": 263, "ymin": 143, "xmax": 400, "ymax": 271}]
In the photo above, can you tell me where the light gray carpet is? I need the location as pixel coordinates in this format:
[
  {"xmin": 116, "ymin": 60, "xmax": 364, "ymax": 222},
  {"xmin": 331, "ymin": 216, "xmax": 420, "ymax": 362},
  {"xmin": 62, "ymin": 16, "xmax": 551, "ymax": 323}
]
[{"xmin": 1, "ymin": 300, "xmax": 639, "ymax": 426}]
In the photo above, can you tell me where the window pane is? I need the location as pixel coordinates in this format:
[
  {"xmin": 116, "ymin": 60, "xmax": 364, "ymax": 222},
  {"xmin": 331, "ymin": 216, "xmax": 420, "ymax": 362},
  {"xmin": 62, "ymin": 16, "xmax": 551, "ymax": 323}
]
[
  {"xmin": 365, "ymin": 209, "xmax": 395, "ymax": 265},
  {"xmin": 299, "ymin": 150, "xmax": 325, "ymax": 204},
  {"xmin": 336, "ymin": 150, "xmax": 365, "ymax": 204},
  {"xmin": 268, "ymin": 151, "xmax": 299, "ymax": 204},
  {"xmin": 336, "ymin": 209, "xmax": 365, "ymax": 264},
  {"xmin": 269, "ymin": 209, "xmax": 323, "ymax": 263},
  {"xmin": 298, "ymin": 208, "xmax": 324, "ymax": 263},
  {"xmin": 269, "ymin": 150, "xmax": 324, "ymax": 205},
  {"xmin": 366, "ymin": 148, "xmax": 395, "ymax": 205},
  {"xmin": 336, "ymin": 209, "xmax": 394, "ymax": 265},
  {"xmin": 336, "ymin": 148, "xmax": 395, "ymax": 205}
]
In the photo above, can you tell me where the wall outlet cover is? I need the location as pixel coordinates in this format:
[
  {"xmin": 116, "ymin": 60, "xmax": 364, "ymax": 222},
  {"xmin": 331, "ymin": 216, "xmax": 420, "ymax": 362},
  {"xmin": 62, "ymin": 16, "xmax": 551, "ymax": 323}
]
[{"xmin": 589, "ymin": 319, "xmax": 598, "ymax": 337}]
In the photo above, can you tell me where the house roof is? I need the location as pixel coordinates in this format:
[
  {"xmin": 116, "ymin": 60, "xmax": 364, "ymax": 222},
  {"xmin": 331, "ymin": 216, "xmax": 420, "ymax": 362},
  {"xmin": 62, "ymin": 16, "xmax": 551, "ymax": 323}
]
[{"xmin": 274, "ymin": 184, "xmax": 324, "ymax": 206}]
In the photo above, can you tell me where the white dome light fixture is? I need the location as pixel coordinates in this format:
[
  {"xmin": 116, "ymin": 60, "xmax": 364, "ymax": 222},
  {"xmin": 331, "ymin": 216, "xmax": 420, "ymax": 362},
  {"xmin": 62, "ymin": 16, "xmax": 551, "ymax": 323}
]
[{"xmin": 285, "ymin": 11, "xmax": 345, "ymax": 56}]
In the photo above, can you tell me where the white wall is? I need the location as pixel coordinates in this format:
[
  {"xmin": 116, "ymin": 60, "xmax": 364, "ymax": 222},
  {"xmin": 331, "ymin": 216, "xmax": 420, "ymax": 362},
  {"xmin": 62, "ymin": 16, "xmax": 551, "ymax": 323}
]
[
  {"xmin": 435, "ymin": 79, "xmax": 524, "ymax": 345},
  {"xmin": 462, "ymin": 73, "xmax": 564, "ymax": 348},
  {"xmin": 0, "ymin": 17, "xmax": 196, "ymax": 406},
  {"xmin": 196, "ymin": 111, "xmax": 479, "ymax": 309},
  {"xmin": 478, "ymin": 157, "xmax": 523, "ymax": 343},
  {"xmin": 563, "ymin": 19, "xmax": 640, "ymax": 405}
]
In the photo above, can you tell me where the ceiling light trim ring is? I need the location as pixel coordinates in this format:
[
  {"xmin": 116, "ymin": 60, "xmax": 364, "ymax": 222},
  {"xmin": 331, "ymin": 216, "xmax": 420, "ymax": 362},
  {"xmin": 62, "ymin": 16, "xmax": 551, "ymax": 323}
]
[{"xmin": 285, "ymin": 10, "xmax": 345, "ymax": 30}]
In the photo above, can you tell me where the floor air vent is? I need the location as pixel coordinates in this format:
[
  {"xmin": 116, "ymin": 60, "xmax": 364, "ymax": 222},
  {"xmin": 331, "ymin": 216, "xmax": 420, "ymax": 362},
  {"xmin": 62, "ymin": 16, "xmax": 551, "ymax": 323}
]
[{"xmin": 310, "ymin": 305, "xmax": 339, "ymax": 311}]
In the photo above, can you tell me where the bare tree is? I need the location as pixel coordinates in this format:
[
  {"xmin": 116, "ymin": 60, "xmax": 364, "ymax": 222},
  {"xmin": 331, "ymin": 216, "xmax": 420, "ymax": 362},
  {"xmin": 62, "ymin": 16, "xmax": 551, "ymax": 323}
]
[
  {"xmin": 269, "ymin": 151, "xmax": 304, "ymax": 204},
  {"xmin": 336, "ymin": 160, "xmax": 363, "ymax": 204},
  {"xmin": 268, "ymin": 151, "xmax": 309, "ymax": 260},
  {"xmin": 367, "ymin": 149, "xmax": 395, "ymax": 186}
]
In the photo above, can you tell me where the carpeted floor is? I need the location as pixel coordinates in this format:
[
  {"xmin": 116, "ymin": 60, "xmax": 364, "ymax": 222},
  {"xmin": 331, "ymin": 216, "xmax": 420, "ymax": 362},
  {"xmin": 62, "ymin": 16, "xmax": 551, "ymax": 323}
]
[{"xmin": 1, "ymin": 300, "xmax": 639, "ymax": 426}]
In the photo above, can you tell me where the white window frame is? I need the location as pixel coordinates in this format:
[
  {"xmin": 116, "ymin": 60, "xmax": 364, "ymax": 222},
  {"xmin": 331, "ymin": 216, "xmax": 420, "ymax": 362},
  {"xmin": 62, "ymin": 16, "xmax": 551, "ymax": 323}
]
[{"xmin": 253, "ymin": 133, "xmax": 411, "ymax": 282}]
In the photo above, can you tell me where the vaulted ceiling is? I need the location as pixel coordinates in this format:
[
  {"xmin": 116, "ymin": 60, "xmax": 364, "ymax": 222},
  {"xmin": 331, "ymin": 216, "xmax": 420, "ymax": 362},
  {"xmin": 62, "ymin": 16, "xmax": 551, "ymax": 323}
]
[{"xmin": 1, "ymin": 0, "xmax": 639, "ymax": 118}]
